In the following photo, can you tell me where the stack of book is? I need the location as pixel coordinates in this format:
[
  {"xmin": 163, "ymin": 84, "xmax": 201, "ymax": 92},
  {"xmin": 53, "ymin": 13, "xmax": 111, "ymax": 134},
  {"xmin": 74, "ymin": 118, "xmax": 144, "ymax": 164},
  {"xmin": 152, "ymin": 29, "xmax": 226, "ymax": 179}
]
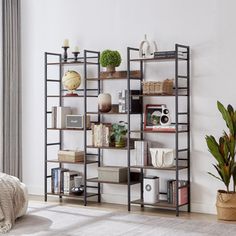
[
  {"xmin": 51, "ymin": 168, "xmax": 79, "ymax": 195},
  {"xmin": 51, "ymin": 106, "xmax": 71, "ymax": 128},
  {"xmin": 167, "ymin": 179, "xmax": 188, "ymax": 205},
  {"xmin": 152, "ymin": 125, "xmax": 176, "ymax": 132},
  {"xmin": 154, "ymin": 51, "xmax": 187, "ymax": 59},
  {"xmin": 118, "ymin": 90, "xmax": 142, "ymax": 114}
]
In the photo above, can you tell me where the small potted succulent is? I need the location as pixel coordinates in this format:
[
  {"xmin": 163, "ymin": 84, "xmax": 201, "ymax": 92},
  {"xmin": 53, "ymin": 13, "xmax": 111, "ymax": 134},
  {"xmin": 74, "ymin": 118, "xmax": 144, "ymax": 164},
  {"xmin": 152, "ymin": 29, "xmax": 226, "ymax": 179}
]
[
  {"xmin": 110, "ymin": 122, "xmax": 127, "ymax": 148},
  {"xmin": 100, "ymin": 49, "xmax": 121, "ymax": 73},
  {"xmin": 206, "ymin": 101, "xmax": 236, "ymax": 220}
]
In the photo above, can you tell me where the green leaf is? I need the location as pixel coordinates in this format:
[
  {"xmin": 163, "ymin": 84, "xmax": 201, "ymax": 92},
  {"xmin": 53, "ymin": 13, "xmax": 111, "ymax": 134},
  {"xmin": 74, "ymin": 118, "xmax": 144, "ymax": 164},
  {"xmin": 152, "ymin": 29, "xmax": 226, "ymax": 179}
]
[
  {"xmin": 206, "ymin": 135, "xmax": 225, "ymax": 165},
  {"xmin": 217, "ymin": 101, "xmax": 234, "ymax": 136},
  {"xmin": 208, "ymin": 172, "xmax": 223, "ymax": 182}
]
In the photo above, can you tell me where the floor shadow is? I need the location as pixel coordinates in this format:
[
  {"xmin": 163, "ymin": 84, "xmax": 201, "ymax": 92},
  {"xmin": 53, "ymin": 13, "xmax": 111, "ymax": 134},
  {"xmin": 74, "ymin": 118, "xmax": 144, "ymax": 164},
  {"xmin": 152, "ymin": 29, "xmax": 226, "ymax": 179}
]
[{"xmin": 9, "ymin": 214, "xmax": 52, "ymax": 235}]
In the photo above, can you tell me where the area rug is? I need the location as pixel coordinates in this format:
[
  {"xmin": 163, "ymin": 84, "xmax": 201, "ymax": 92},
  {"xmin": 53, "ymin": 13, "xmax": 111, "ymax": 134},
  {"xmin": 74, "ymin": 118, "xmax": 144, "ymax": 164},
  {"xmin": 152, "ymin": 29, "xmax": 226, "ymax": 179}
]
[{"xmin": 7, "ymin": 201, "xmax": 236, "ymax": 236}]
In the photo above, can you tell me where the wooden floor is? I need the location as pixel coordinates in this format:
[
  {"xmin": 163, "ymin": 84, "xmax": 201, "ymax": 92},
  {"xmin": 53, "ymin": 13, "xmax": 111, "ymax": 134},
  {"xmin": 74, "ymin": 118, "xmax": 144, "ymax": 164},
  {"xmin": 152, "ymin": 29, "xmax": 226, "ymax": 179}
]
[{"xmin": 29, "ymin": 195, "xmax": 217, "ymax": 221}]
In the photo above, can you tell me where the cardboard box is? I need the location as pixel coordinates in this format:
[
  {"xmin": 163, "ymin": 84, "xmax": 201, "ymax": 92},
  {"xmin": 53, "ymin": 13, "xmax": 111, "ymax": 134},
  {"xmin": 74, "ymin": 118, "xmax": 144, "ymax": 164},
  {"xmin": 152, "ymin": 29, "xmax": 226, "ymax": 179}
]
[
  {"xmin": 98, "ymin": 166, "xmax": 128, "ymax": 183},
  {"xmin": 58, "ymin": 150, "xmax": 84, "ymax": 162}
]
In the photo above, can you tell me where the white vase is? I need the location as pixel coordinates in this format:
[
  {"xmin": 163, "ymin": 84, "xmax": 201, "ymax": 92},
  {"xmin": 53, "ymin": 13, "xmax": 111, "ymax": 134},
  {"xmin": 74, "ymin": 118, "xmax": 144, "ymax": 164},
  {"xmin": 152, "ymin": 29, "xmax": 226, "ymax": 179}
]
[
  {"xmin": 149, "ymin": 148, "xmax": 174, "ymax": 168},
  {"xmin": 98, "ymin": 93, "xmax": 112, "ymax": 112}
]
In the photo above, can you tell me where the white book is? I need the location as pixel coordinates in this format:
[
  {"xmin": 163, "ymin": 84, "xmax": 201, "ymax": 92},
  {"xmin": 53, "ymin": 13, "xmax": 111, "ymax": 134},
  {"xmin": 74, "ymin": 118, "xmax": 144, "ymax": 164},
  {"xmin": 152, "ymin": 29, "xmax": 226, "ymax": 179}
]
[
  {"xmin": 51, "ymin": 106, "xmax": 57, "ymax": 128},
  {"xmin": 56, "ymin": 107, "xmax": 71, "ymax": 129}
]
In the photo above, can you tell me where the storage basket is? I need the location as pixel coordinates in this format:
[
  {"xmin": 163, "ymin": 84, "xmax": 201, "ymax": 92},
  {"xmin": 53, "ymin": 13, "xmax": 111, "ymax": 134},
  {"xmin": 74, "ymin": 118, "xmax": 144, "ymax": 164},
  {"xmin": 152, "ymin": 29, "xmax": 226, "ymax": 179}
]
[
  {"xmin": 216, "ymin": 190, "xmax": 236, "ymax": 221},
  {"xmin": 142, "ymin": 79, "xmax": 173, "ymax": 95}
]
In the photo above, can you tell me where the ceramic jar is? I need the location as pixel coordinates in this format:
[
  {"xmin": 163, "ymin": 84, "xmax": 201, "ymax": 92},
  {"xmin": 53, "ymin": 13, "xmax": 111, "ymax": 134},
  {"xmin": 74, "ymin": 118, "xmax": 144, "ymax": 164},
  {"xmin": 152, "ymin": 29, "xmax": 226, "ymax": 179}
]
[{"xmin": 98, "ymin": 93, "xmax": 112, "ymax": 112}]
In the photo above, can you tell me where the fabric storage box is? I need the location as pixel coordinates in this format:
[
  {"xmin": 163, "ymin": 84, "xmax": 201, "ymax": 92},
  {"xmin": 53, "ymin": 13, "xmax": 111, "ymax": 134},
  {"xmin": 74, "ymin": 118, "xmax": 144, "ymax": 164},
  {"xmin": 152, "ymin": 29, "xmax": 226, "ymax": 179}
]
[
  {"xmin": 98, "ymin": 166, "xmax": 128, "ymax": 183},
  {"xmin": 58, "ymin": 150, "xmax": 84, "ymax": 162}
]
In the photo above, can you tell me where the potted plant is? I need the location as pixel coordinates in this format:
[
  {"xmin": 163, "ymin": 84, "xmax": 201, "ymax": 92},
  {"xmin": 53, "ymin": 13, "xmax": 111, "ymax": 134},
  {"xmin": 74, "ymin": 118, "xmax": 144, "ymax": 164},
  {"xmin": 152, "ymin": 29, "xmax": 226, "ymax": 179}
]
[
  {"xmin": 110, "ymin": 122, "xmax": 127, "ymax": 148},
  {"xmin": 100, "ymin": 50, "xmax": 121, "ymax": 73},
  {"xmin": 206, "ymin": 101, "xmax": 236, "ymax": 220}
]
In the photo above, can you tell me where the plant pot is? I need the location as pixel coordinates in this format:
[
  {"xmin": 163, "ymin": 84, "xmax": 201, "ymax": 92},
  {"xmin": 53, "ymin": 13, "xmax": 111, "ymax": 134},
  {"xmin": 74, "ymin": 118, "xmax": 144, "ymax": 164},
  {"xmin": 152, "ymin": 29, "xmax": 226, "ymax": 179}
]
[
  {"xmin": 216, "ymin": 190, "xmax": 236, "ymax": 220},
  {"xmin": 115, "ymin": 137, "xmax": 126, "ymax": 148},
  {"xmin": 106, "ymin": 65, "xmax": 116, "ymax": 73}
]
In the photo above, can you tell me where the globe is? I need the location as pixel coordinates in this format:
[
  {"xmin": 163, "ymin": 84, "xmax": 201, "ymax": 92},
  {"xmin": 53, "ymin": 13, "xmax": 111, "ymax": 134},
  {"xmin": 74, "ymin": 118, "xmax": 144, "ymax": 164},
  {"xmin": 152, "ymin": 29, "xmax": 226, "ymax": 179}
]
[{"xmin": 62, "ymin": 70, "xmax": 81, "ymax": 96}]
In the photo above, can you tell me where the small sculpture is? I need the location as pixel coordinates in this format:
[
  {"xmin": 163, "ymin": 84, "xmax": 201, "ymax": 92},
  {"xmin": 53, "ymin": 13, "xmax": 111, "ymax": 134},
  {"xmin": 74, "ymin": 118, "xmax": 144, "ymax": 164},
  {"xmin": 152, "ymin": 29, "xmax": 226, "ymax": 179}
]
[{"xmin": 139, "ymin": 34, "xmax": 158, "ymax": 58}]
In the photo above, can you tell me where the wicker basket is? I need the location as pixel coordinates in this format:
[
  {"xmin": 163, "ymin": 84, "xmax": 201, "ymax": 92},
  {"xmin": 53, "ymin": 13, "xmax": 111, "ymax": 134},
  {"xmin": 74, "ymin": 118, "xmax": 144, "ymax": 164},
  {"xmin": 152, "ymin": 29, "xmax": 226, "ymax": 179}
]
[
  {"xmin": 216, "ymin": 190, "xmax": 236, "ymax": 221},
  {"xmin": 142, "ymin": 79, "xmax": 173, "ymax": 95}
]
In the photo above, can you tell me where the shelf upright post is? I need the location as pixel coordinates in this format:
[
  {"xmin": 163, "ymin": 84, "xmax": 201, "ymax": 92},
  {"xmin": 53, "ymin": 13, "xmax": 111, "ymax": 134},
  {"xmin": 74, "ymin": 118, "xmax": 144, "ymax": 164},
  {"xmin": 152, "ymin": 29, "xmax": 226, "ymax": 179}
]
[
  {"xmin": 59, "ymin": 54, "xmax": 63, "ymax": 201},
  {"xmin": 84, "ymin": 50, "xmax": 88, "ymax": 206},
  {"xmin": 97, "ymin": 51, "xmax": 101, "ymax": 203},
  {"xmin": 175, "ymin": 44, "xmax": 179, "ymax": 216},
  {"xmin": 140, "ymin": 57, "xmax": 144, "ymax": 207},
  {"xmin": 44, "ymin": 53, "xmax": 48, "ymax": 202},
  {"xmin": 187, "ymin": 46, "xmax": 191, "ymax": 212},
  {"xmin": 127, "ymin": 47, "xmax": 131, "ymax": 211}
]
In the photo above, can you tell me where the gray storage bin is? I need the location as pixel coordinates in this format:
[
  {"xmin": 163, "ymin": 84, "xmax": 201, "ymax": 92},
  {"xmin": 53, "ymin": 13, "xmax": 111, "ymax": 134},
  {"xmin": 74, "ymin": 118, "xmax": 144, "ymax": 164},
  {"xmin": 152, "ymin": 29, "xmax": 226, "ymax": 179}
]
[{"xmin": 98, "ymin": 166, "xmax": 128, "ymax": 183}]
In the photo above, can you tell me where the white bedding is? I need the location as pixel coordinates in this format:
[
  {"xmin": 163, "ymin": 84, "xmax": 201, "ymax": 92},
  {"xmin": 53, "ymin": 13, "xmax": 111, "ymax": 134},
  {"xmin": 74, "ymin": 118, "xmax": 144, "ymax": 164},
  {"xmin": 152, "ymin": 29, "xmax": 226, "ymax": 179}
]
[{"xmin": 17, "ymin": 183, "xmax": 28, "ymax": 218}]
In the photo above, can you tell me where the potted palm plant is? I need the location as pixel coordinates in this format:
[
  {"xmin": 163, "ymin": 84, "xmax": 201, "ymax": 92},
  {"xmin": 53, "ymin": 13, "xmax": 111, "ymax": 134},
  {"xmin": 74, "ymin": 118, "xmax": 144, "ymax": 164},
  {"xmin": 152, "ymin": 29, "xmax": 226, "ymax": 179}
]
[
  {"xmin": 206, "ymin": 101, "xmax": 236, "ymax": 220},
  {"xmin": 110, "ymin": 122, "xmax": 127, "ymax": 148},
  {"xmin": 100, "ymin": 50, "xmax": 121, "ymax": 73}
]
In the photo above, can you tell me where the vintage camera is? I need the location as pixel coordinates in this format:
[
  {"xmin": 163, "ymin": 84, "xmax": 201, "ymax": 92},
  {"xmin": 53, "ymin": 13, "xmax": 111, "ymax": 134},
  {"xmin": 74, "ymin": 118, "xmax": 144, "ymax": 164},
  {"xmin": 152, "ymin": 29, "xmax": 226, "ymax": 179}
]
[{"xmin": 160, "ymin": 105, "xmax": 171, "ymax": 126}]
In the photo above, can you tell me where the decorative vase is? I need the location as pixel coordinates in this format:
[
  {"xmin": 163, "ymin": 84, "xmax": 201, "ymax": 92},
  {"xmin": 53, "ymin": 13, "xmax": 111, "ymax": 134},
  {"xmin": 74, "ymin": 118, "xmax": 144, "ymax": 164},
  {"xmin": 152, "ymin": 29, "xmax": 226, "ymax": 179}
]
[
  {"xmin": 149, "ymin": 148, "xmax": 174, "ymax": 168},
  {"xmin": 98, "ymin": 93, "xmax": 112, "ymax": 113},
  {"xmin": 71, "ymin": 176, "xmax": 84, "ymax": 196},
  {"xmin": 106, "ymin": 65, "xmax": 115, "ymax": 73},
  {"xmin": 115, "ymin": 137, "xmax": 126, "ymax": 148},
  {"xmin": 216, "ymin": 190, "xmax": 236, "ymax": 220}
]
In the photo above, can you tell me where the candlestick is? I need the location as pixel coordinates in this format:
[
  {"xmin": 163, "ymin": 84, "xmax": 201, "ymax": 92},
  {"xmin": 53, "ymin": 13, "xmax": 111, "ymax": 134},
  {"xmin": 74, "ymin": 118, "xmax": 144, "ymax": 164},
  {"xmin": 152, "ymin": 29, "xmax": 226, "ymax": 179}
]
[
  {"xmin": 74, "ymin": 46, "xmax": 79, "ymax": 52},
  {"xmin": 63, "ymin": 39, "xmax": 69, "ymax": 47},
  {"xmin": 72, "ymin": 51, "xmax": 80, "ymax": 61},
  {"xmin": 62, "ymin": 46, "xmax": 69, "ymax": 62}
]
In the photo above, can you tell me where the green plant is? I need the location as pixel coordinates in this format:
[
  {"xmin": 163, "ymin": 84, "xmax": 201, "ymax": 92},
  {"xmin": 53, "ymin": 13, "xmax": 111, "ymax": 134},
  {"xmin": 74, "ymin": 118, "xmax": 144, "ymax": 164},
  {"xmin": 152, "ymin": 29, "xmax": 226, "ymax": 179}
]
[
  {"xmin": 206, "ymin": 101, "xmax": 236, "ymax": 192},
  {"xmin": 110, "ymin": 122, "xmax": 127, "ymax": 144},
  {"xmin": 100, "ymin": 50, "xmax": 121, "ymax": 68}
]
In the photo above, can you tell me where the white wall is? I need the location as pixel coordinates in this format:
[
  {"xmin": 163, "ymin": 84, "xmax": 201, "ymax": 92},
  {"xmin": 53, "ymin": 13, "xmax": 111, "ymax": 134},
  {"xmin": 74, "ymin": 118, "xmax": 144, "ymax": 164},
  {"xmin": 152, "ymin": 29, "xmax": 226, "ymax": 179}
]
[{"xmin": 21, "ymin": 0, "xmax": 236, "ymax": 214}]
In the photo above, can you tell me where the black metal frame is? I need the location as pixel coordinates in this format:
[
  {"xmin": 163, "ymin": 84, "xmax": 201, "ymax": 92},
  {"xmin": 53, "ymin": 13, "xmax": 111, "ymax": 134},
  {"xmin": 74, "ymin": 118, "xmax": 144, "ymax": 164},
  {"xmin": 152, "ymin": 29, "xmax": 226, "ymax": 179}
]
[
  {"xmin": 127, "ymin": 44, "xmax": 190, "ymax": 216},
  {"xmin": 44, "ymin": 51, "xmax": 100, "ymax": 204}
]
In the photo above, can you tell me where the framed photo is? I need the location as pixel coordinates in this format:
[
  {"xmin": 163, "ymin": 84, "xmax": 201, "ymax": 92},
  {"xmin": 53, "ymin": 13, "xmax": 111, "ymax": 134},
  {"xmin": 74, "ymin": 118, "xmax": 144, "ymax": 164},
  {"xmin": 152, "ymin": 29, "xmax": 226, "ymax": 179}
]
[{"xmin": 144, "ymin": 104, "xmax": 163, "ymax": 130}]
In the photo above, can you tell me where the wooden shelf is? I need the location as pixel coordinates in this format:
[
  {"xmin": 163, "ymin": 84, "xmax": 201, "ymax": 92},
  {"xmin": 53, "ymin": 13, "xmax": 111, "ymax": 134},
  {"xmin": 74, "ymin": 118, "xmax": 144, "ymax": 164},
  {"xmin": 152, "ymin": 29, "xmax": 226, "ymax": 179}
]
[
  {"xmin": 136, "ymin": 94, "xmax": 188, "ymax": 97},
  {"xmin": 86, "ymin": 77, "xmax": 141, "ymax": 81},
  {"xmin": 130, "ymin": 165, "xmax": 188, "ymax": 171},
  {"xmin": 86, "ymin": 145, "xmax": 134, "ymax": 150},
  {"xmin": 131, "ymin": 199, "xmax": 188, "ymax": 209},
  {"xmin": 130, "ymin": 57, "xmax": 187, "ymax": 62},
  {"xmin": 87, "ymin": 178, "xmax": 140, "ymax": 185},
  {"xmin": 47, "ymin": 61, "xmax": 98, "ymax": 65},
  {"xmin": 47, "ymin": 192, "xmax": 98, "ymax": 198},
  {"xmin": 87, "ymin": 111, "xmax": 141, "ymax": 115},
  {"xmin": 47, "ymin": 159, "xmax": 98, "ymax": 165},
  {"xmin": 131, "ymin": 129, "xmax": 188, "ymax": 134},
  {"xmin": 47, "ymin": 128, "xmax": 91, "ymax": 131}
]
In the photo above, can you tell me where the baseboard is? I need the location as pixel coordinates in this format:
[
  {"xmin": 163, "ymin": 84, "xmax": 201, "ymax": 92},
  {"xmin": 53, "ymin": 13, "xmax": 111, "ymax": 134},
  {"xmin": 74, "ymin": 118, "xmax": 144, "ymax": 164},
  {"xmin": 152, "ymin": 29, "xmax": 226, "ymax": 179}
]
[
  {"xmin": 191, "ymin": 202, "xmax": 216, "ymax": 215},
  {"xmin": 27, "ymin": 187, "xmax": 216, "ymax": 215}
]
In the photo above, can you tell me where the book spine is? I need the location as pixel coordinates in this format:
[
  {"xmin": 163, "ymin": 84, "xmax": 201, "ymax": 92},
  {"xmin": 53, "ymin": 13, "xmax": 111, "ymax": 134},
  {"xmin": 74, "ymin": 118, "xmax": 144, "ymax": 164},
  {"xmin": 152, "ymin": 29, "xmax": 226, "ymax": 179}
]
[
  {"xmin": 51, "ymin": 168, "xmax": 55, "ymax": 193},
  {"xmin": 51, "ymin": 106, "xmax": 57, "ymax": 128}
]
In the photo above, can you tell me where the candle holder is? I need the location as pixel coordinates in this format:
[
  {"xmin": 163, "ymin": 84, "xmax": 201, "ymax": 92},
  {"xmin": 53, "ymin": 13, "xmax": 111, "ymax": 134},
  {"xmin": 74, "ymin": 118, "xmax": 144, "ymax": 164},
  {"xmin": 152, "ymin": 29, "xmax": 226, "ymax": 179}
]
[
  {"xmin": 72, "ymin": 51, "xmax": 80, "ymax": 61},
  {"xmin": 62, "ymin": 46, "xmax": 69, "ymax": 62}
]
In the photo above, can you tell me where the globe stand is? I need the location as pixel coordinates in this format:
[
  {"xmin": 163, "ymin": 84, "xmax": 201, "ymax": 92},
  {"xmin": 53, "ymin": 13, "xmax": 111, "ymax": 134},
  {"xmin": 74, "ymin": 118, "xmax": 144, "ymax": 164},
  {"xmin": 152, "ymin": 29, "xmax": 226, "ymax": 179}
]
[{"xmin": 64, "ymin": 91, "xmax": 79, "ymax": 97}]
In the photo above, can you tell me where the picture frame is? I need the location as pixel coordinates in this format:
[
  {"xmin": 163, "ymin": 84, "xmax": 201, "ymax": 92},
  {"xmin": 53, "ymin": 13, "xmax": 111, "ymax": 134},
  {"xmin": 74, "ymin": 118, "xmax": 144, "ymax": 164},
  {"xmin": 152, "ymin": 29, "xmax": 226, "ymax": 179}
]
[{"xmin": 144, "ymin": 104, "xmax": 163, "ymax": 131}]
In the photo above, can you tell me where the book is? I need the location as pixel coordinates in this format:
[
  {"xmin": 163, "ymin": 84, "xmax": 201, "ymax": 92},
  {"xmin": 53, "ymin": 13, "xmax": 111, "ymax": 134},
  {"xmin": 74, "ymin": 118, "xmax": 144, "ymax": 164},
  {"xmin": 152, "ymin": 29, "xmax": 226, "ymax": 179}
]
[
  {"xmin": 56, "ymin": 106, "xmax": 71, "ymax": 128},
  {"xmin": 134, "ymin": 141, "xmax": 148, "ymax": 166},
  {"xmin": 118, "ymin": 90, "xmax": 142, "ymax": 113},
  {"xmin": 63, "ymin": 171, "xmax": 79, "ymax": 194},
  {"xmin": 172, "ymin": 180, "xmax": 188, "ymax": 205},
  {"xmin": 51, "ymin": 106, "xmax": 57, "ymax": 128},
  {"xmin": 153, "ymin": 125, "xmax": 176, "ymax": 132},
  {"xmin": 51, "ymin": 167, "xmax": 60, "ymax": 194}
]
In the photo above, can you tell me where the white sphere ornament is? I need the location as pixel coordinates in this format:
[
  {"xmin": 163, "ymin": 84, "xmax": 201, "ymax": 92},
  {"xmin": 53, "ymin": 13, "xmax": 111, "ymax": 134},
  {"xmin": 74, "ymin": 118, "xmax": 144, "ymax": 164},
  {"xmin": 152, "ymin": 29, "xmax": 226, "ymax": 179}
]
[{"xmin": 62, "ymin": 70, "xmax": 81, "ymax": 96}]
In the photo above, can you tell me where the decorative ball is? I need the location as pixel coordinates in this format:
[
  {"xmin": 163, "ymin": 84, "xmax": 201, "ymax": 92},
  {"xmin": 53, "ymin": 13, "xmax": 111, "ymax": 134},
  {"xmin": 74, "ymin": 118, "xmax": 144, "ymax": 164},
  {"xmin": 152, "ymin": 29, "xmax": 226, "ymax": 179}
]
[{"xmin": 62, "ymin": 70, "xmax": 81, "ymax": 95}]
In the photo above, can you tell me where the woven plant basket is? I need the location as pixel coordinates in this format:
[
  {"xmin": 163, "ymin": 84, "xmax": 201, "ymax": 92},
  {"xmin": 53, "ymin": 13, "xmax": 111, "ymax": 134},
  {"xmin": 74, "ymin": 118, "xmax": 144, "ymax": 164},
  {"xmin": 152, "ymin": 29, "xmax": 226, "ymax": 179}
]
[{"xmin": 216, "ymin": 190, "xmax": 236, "ymax": 221}]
